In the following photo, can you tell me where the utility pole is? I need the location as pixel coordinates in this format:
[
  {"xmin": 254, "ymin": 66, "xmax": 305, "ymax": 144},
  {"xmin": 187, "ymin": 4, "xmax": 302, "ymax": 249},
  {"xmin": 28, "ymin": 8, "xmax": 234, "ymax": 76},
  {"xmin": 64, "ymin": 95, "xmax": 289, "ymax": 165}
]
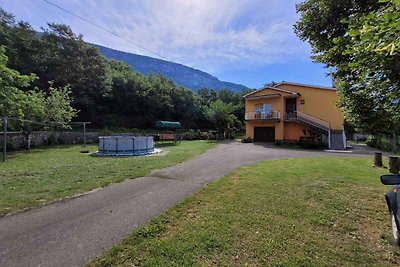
[{"xmin": 3, "ymin": 117, "xmax": 7, "ymax": 162}]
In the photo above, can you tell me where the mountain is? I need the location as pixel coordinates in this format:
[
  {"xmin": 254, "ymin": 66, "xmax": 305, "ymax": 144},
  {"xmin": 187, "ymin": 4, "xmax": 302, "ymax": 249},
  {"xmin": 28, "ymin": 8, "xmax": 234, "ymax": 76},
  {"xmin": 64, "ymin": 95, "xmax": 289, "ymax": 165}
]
[{"xmin": 93, "ymin": 44, "xmax": 248, "ymax": 92}]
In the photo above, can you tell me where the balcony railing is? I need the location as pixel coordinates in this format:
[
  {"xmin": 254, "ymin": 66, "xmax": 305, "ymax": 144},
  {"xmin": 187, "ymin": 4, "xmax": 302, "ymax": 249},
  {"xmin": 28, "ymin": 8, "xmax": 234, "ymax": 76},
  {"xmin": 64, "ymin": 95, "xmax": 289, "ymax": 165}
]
[{"xmin": 245, "ymin": 111, "xmax": 281, "ymax": 121}]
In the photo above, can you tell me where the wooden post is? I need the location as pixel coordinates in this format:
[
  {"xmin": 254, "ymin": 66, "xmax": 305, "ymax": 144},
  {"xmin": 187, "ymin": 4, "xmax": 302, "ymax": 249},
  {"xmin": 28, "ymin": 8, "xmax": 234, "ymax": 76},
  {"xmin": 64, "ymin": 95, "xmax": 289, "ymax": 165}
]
[
  {"xmin": 374, "ymin": 152, "xmax": 383, "ymax": 167},
  {"xmin": 83, "ymin": 122, "xmax": 86, "ymax": 147},
  {"xmin": 2, "ymin": 117, "xmax": 7, "ymax": 162},
  {"xmin": 388, "ymin": 156, "xmax": 399, "ymax": 174},
  {"xmin": 392, "ymin": 132, "xmax": 397, "ymax": 153}
]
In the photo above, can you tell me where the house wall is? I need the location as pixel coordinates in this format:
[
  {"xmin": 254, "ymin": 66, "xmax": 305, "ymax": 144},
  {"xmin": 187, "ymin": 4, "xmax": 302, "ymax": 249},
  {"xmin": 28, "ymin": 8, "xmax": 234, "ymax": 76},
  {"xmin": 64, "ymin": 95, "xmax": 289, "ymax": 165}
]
[
  {"xmin": 245, "ymin": 91, "xmax": 285, "ymax": 112},
  {"xmin": 244, "ymin": 84, "xmax": 344, "ymax": 142},
  {"xmin": 283, "ymin": 122, "xmax": 306, "ymax": 141},
  {"xmin": 276, "ymin": 84, "xmax": 344, "ymax": 130}
]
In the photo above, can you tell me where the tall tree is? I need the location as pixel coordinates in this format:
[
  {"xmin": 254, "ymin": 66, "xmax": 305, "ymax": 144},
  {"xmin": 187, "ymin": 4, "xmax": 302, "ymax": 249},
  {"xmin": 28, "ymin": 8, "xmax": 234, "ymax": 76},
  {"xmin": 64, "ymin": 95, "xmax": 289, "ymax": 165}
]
[
  {"xmin": 12, "ymin": 84, "xmax": 78, "ymax": 150},
  {"xmin": 295, "ymin": 0, "xmax": 400, "ymax": 135},
  {"xmin": 0, "ymin": 45, "xmax": 35, "ymax": 119},
  {"xmin": 205, "ymin": 100, "xmax": 238, "ymax": 139}
]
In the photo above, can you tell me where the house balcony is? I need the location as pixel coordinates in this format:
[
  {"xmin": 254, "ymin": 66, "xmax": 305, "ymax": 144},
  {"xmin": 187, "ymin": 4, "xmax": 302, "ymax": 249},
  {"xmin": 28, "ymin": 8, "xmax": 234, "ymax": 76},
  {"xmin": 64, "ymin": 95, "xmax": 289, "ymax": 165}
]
[{"xmin": 245, "ymin": 110, "xmax": 281, "ymax": 121}]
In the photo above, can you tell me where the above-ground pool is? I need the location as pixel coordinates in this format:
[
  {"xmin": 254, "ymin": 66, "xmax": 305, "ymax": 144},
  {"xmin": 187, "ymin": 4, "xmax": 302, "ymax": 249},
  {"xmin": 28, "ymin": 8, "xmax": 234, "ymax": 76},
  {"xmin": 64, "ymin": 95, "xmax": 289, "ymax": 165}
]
[{"xmin": 97, "ymin": 136, "xmax": 161, "ymax": 156}]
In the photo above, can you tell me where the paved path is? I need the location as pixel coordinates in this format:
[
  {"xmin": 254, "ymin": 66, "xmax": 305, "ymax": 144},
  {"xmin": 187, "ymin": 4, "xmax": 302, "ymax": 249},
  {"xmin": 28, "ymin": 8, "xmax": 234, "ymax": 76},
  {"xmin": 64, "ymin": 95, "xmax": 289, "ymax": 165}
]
[{"xmin": 0, "ymin": 142, "xmax": 376, "ymax": 267}]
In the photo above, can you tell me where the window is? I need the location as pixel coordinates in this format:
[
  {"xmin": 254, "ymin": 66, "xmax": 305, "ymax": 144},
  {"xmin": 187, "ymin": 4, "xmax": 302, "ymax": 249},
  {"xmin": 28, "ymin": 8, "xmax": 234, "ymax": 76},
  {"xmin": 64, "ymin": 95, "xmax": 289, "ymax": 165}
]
[
  {"xmin": 255, "ymin": 104, "xmax": 263, "ymax": 113},
  {"xmin": 263, "ymin": 104, "xmax": 272, "ymax": 112}
]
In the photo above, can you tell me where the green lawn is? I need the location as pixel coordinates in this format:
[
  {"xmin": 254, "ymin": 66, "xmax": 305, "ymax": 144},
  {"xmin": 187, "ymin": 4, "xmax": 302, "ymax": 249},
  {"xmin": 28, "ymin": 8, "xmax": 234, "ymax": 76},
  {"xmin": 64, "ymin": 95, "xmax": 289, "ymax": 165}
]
[
  {"xmin": 0, "ymin": 140, "xmax": 216, "ymax": 216},
  {"xmin": 89, "ymin": 157, "xmax": 400, "ymax": 266}
]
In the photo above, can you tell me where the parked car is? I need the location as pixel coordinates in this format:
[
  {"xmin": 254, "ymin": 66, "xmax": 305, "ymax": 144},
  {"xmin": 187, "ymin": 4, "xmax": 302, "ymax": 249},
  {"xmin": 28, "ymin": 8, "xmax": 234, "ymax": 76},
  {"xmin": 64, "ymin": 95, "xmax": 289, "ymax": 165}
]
[{"xmin": 380, "ymin": 174, "xmax": 400, "ymax": 245}]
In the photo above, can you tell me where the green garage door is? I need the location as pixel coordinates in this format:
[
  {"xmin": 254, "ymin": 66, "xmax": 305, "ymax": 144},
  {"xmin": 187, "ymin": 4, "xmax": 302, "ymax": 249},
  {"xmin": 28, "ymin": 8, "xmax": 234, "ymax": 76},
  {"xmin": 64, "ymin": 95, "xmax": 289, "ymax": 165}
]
[{"xmin": 254, "ymin": 126, "xmax": 275, "ymax": 142}]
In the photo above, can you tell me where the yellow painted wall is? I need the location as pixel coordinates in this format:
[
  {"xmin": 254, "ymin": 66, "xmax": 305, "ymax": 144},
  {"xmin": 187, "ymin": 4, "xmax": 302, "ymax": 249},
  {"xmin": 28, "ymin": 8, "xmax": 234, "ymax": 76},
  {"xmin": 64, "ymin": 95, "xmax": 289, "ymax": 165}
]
[
  {"xmin": 245, "ymin": 88, "xmax": 287, "ymax": 112},
  {"xmin": 244, "ymin": 84, "xmax": 344, "ymax": 141},
  {"xmin": 284, "ymin": 122, "xmax": 306, "ymax": 141},
  {"xmin": 245, "ymin": 121, "xmax": 284, "ymax": 140},
  {"xmin": 276, "ymin": 84, "xmax": 344, "ymax": 130},
  {"xmin": 245, "ymin": 88, "xmax": 287, "ymax": 140}
]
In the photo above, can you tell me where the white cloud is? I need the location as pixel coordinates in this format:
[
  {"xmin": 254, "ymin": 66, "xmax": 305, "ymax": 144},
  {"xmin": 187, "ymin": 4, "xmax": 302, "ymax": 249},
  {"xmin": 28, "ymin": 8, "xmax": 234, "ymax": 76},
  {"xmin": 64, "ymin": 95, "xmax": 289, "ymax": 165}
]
[{"xmin": 1, "ymin": 0, "xmax": 311, "ymax": 75}]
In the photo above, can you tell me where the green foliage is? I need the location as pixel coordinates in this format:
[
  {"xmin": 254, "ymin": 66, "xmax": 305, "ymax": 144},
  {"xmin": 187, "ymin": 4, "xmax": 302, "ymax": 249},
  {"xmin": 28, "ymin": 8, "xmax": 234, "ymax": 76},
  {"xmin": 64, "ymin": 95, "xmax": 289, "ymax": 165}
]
[
  {"xmin": 0, "ymin": 45, "xmax": 35, "ymax": 119},
  {"xmin": 0, "ymin": 8, "xmax": 247, "ymax": 132},
  {"xmin": 8, "ymin": 84, "xmax": 78, "ymax": 149},
  {"xmin": 0, "ymin": 141, "xmax": 216, "ymax": 216},
  {"xmin": 204, "ymin": 100, "xmax": 238, "ymax": 139},
  {"xmin": 365, "ymin": 135, "xmax": 394, "ymax": 151},
  {"xmin": 183, "ymin": 129, "xmax": 209, "ymax": 140},
  {"xmin": 241, "ymin": 136, "xmax": 253, "ymax": 143},
  {"xmin": 89, "ymin": 157, "xmax": 391, "ymax": 266},
  {"xmin": 295, "ymin": 0, "xmax": 400, "ymax": 135}
]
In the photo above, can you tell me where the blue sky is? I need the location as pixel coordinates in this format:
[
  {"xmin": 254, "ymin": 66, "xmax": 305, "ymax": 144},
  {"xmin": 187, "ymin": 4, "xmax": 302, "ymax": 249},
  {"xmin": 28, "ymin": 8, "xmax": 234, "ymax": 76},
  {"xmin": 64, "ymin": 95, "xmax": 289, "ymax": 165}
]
[{"xmin": 0, "ymin": 0, "xmax": 332, "ymax": 89}]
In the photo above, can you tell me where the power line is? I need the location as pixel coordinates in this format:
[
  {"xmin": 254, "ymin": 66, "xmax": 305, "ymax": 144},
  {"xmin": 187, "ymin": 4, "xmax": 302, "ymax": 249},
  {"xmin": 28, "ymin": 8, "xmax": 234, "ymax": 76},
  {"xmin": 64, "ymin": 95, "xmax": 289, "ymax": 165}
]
[
  {"xmin": 7, "ymin": 117, "xmax": 86, "ymax": 128},
  {"xmin": 41, "ymin": 0, "xmax": 170, "ymax": 61}
]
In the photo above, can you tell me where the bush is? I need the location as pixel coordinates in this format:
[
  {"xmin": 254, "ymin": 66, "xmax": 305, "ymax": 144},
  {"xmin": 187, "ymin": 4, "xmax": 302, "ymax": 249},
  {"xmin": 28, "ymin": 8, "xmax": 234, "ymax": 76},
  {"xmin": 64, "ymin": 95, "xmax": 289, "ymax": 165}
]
[
  {"xmin": 299, "ymin": 136, "xmax": 323, "ymax": 149},
  {"xmin": 1, "ymin": 141, "xmax": 17, "ymax": 151},
  {"xmin": 47, "ymin": 133, "xmax": 58, "ymax": 146},
  {"xmin": 365, "ymin": 135, "xmax": 377, "ymax": 147},
  {"xmin": 241, "ymin": 137, "xmax": 252, "ymax": 143},
  {"xmin": 366, "ymin": 135, "xmax": 394, "ymax": 151},
  {"xmin": 181, "ymin": 129, "xmax": 210, "ymax": 140},
  {"xmin": 100, "ymin": 127, "xmax": 113, "ymax": 136},
  {"xmin": 184, "ymin": 129, "xmax": 198, "ymax": 140},
  {"xmin": 197, "ymin": 130, "xmax": 208, "ymax": 140},
  {"xmin": 275, "ymin": 140, "xmax": 284, "ymax": 146}
]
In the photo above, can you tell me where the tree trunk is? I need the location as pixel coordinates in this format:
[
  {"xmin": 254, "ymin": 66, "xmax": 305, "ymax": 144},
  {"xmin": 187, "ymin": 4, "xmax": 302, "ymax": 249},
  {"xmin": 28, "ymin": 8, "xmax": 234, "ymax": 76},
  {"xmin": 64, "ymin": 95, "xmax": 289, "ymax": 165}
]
[
  {"xmin": 388, "ymin": 156, "xmax": 399, "ymax": 174},
  {"xmin": 374, "ymin": 152, "xmax": 383, "ymax": 167},
  {"xmin": 24, "ymin": 132, "xmax": 32, "ymax": 150}
]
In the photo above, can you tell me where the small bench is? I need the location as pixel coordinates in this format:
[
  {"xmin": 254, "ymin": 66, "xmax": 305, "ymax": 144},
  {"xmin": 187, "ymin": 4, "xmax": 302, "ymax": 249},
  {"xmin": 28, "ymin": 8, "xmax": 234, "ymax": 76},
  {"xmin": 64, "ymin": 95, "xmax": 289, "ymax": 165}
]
[{"xmin": 159, "ymin": 133, "xmax": 176, "ymax": 142}]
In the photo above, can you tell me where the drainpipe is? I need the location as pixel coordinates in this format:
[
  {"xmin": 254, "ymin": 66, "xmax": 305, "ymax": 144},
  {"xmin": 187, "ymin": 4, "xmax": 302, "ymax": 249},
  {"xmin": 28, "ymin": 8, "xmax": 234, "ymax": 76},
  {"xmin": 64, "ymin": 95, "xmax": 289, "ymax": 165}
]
[{"xmin": 328, "ymin": 129, "xmax": 331, "ymax": 149}]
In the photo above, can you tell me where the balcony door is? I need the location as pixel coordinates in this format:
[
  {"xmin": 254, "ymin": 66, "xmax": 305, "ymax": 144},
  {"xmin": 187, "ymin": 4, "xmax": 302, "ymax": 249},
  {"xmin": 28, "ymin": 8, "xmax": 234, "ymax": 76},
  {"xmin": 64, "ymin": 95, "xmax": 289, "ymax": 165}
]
[
  {"xmin": 255, "ymin": 104, "xmax": 272, "ymax": 119},
  {"xmin": 285, "ymin": 98, "xmax": 297, "ymax": 118}
]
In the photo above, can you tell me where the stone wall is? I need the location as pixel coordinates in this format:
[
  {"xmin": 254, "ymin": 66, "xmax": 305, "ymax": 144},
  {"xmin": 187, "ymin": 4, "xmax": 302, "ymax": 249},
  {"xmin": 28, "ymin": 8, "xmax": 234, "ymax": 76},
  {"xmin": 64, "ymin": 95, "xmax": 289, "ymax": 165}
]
[{"xmin": 0, "ymin": 131, "xmax": 100, "ymax": 150}]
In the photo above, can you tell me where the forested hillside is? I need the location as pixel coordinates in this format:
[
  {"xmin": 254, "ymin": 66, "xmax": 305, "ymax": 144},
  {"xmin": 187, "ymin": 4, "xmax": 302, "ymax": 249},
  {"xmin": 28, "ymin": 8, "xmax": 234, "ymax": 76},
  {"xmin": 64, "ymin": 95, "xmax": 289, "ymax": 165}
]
[
  {"xmin": 94, "ymin": 44, "xmax": 248, "ymax": 92},
  {"xmin": 0, "ymin": 9, "xmax": 252, "ymax": 130}
]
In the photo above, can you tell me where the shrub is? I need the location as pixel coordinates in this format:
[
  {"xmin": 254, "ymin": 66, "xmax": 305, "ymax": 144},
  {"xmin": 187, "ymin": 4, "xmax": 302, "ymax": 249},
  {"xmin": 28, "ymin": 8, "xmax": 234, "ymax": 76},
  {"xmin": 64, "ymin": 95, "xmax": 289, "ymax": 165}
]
[
  {"xmin": 100, "ymin": 127, "xmax": 113, "ymax": 136},
  {"xmin": 47, "ymin": 133, "xmax": 58, "ymax": 146},
  {"xmin": 2, "ymin": 141, "xmax": 17, "ymax": 151},
  {"xmin": 184, "ymin": 129, "xmax": 198, "ymax": 140},
  {"xmin": 197, "ymin": 130, "xmax": 208, "ymax": 140},
  {"xmin": 241, "ymin": 137, "xmax": 252, "ymax": 143},
  {"xmin": 366, "ymin": 135, "xmax": 377, "ymax": 147},
  {"xmin": 366, "ymin": 135, "xmax": 394, "ymax": 152}
]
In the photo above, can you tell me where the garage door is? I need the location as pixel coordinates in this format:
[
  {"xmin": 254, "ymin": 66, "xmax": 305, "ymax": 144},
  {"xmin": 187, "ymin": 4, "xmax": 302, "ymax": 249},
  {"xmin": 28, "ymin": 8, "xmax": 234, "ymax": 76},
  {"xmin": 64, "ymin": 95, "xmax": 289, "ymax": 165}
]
[{"xmin": 254, "ymin": 127, "xmax": 275, "ymax": 142}]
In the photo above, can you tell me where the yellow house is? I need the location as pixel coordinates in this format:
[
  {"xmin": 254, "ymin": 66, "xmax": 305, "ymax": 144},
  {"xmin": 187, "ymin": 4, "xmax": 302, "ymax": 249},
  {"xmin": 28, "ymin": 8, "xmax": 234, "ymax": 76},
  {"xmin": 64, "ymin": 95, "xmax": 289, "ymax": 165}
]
[{"xmin": 244, "ymin": 82, "xmax": 346, "ymax": 149}]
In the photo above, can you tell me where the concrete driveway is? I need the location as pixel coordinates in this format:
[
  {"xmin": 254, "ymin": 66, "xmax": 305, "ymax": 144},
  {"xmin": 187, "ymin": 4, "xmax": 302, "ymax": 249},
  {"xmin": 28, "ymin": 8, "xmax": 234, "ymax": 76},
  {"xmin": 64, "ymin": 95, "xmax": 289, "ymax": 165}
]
[{"xmin": 0, "ymin": 142, "xmax": 375, "ymax": 267}]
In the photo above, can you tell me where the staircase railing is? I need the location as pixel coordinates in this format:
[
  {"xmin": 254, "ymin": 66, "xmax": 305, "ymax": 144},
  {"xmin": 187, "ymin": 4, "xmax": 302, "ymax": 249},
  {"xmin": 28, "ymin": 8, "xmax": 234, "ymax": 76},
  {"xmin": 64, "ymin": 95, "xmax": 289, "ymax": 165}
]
[{"xmin": 285, "ymin": 111, "xmax": 330, "ymax": 131}]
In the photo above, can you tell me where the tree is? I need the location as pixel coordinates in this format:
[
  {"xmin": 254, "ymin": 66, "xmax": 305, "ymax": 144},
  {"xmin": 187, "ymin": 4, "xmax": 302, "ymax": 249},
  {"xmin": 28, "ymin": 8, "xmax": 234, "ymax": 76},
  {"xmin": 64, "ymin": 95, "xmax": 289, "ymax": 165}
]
[
  {"xmin": 339, "ymin": 0, "xmax": 400, "ymax": 135},
  {"xmin": 0, "ymin": 45, "xmax": 35, "ymax": 119},
  {"xmin": 0, "ymin": 14, "xmax": 109, "ymax": 125},
  {"xmin": 11, "ymin": 84, "xmax": 78, "ymax": 150},
  {"xmin": 205, "ymin": 100, "xmax": 238, "ymax": 139},
  {"xmin": 0, "ymin": 43, "xmax": 77, "ymax": 149},
  {"xmin": 295, "ymin": 0, "xmax": 400, "ymax": 136}
]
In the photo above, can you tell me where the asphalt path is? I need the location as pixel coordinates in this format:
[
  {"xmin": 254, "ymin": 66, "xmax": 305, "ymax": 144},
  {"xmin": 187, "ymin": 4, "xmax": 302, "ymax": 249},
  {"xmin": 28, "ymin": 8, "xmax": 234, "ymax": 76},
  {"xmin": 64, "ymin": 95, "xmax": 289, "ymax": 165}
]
[{"xmin": 0, "ymin": 142, "xmax": 376, "ymax": 266}]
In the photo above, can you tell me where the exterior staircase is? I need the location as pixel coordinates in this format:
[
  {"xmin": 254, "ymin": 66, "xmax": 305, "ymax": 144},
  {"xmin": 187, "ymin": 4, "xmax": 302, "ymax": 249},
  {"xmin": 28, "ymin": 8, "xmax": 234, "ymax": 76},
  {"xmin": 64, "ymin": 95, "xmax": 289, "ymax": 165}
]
[{"xmin": 284, "ymin": 111, "xmax": 346, "ymax": 150}]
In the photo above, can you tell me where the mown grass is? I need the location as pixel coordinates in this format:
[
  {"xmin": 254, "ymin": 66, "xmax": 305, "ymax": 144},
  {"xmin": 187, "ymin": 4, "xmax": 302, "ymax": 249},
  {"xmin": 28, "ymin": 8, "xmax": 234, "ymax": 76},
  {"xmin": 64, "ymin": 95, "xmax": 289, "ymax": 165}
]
[
  {"xmin": 90, "ymin": 157, "xmax": 400, "ymax": 266},
  {"xmin": 0, "ymin": 140, "xmax": 216, "ymax": 216}
]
